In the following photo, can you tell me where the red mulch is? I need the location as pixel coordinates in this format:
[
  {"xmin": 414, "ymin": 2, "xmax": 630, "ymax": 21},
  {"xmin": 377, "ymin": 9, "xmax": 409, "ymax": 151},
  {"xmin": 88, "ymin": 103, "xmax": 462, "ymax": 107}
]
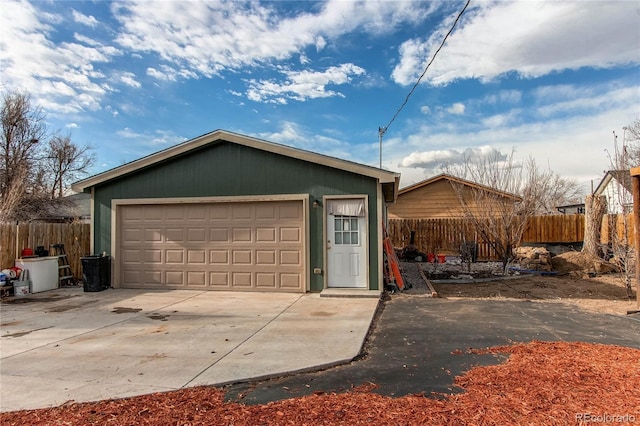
[{"xmin": 2, "ymin": 341, "xmax": 638, "ymax": 425}]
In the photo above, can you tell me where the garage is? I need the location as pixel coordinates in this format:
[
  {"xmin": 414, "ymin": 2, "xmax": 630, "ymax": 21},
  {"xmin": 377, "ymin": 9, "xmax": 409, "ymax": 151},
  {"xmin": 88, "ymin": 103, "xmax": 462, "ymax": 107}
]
[
  {"xmin": 73, "ymin": 130, "xmax": 399, "ymax": 293},
  {"xmin": 118, "ymin": 199, "xmax": 306, "ymax": 291}
]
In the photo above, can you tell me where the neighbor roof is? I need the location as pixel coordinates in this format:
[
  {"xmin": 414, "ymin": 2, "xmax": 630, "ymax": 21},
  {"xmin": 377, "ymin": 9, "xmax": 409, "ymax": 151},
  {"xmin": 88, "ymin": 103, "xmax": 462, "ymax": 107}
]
[
  {"xmin": 594, "ymin": 170, "xmax": 633, "ymax": 195},
  {"xmin": 72, "ymin": 129, "xmax": 400, "ymax": 201},
  {"xmin": 399, "ymin": 173, "xmax": 522, "ymax": 201}
]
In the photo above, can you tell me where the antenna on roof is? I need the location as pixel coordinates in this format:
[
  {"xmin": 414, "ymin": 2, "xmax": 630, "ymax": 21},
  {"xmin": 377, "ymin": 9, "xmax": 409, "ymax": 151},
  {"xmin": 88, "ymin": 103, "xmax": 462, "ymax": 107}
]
[{"xmin": 378, "ymin": 126, "xmax": 387, "ymax": 168}]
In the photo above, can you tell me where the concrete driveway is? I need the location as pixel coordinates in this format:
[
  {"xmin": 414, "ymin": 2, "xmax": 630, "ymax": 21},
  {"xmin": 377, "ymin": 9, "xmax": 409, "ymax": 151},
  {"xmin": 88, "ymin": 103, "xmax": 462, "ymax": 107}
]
[{"xmin": 0, "ymin": 288, "xmax": 380, "ymax": 412}]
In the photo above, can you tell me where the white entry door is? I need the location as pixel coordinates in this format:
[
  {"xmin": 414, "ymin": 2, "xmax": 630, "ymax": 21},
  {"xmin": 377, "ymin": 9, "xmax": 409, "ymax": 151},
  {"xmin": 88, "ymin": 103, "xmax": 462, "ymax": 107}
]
[{"xmin": 327, "ymin": 213, "xmax": 367, "ymax": 288}]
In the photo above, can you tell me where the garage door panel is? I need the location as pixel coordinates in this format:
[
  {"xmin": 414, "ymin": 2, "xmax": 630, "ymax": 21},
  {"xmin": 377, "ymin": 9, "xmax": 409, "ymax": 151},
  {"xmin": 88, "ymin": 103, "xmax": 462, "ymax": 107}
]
[
  {"xmin": 166, "ymin": 249, "xmax": 185, "ymax": 264},
  {"xmin": 187, "ymin": 205, "xmax": 207, "ymax": 221},
  {"xmin": 281, "ymin": 273, "xmax": 302, "ymax": 289},
  {"xmin": 143, "ymin": 270, "xmax": 163, "ymax": 284},
  {"xmin": 232, "ymin": 250, "xmax": 252, "ymax": 264},
  {"xmin": 256, "ymin": 228, "xmax": 276, "ymax": 242},
  {"xmin": 144, "ymin": 249, "xmax": 162, "ymax": 263},
  {"xmin": 187, "ymin": 228, "xmax": 207, "ymax": 242},
  {"xmin": 280, "ymin": 228, "xmax": 301, "ymax": 242},
  {"xmin": 256, "ymin": 205, "xmax": 276, "ymax": 220},
  {"xmin": 232, "ymin": 205, "xmax": 252, "ymax": 220},
  {"xmin": 187, "ymin": 271, "xmax": 206, "ymax": 286},
  {"xmin": 123, "ymin": 228, "xmax": 142, "ymax": 243},
  {"xmin": 121, "ymin": 249, "xmax": 141, "ymax": 263},
  {"xmin": 210, "ymin": 272, "xmax": 230, "ymax": 287},
  {"xmin": 210, "ymin": 228, "xmax": 229, "ymax": 242},
  {"xmin": 279, "ymin": 203, "xmax": 302, "ymax": 219},
  {"xmin": 209, "ymin": 204, "xmax": 230, "ymax": 220},
  {"xmin": 186, "ymin": 249, "xmax": 206, "ymax": 264},
  {"xmin": 144, "ymin": 229, "xmax": 163, "ymax": 242},
  {"xmin": 210, "ymin": 250, "xmax": 229, "ymax": 264},
  {"xmin": 143, "ymin": 208, "xmax": 163, "ymax": 222},
  {"xmin": 165, "ymin": 228, "xmax": 185, "ymax": 243},
  {"xmin": 166, "ymin": 271, "xmax": 185, "ymax": 285},
  {"xmin": 256, "ymin": 250, "xmax": 276, "ymax": 265},
  {"xmin": 119, "ymin": 200, "xmax": 305, "ymax": 292},
  {"xmin": 232, "ymin": 228, "xmax": 252, "ymax": 242},
  {"xmin": 232, "ymin": 272, "xmax": 252, "ymax": 287},
  {"xmin": 122, "ymin": 206, "xmax": 143, "ymax": 221},
  {"xmin": 165, "ymin": 205, "xmax": 185, "ymax": 221},
  {"xmin": 280, "ymin": 250, "xmax": 301, "ymax": 265},
  {"xmin": 256, "ymin": 273, "xmax": 276, "ymax": 289}
]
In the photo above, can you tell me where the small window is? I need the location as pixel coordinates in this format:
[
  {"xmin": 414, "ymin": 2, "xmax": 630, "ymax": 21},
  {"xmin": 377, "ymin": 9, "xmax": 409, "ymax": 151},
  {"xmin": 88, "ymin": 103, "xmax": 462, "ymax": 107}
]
[{"xmin": 334, "ymin": 215, "xmax": 360, "ymax": 246}]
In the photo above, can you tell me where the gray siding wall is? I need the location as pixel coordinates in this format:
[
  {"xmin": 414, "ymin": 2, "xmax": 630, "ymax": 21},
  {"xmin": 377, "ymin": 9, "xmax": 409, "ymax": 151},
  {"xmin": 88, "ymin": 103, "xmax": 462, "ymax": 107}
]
[{"xmin": 92, "ymin": 141, "xmax": 381, "ymax": 291}]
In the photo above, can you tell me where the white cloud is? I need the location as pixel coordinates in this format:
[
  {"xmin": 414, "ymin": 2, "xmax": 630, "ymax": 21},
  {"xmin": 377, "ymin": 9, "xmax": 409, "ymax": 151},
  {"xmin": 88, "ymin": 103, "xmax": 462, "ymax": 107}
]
[
  {"xmin": 447, "ymin": 102, "xmax": 465, "ymax": 115},
  {"xmin": 482, "ymin": 90, "xmax": 522, "ymax": 105},
  {"xmin": 481, "ymin": 110, "xmax": 521, "ymax": 129},
  {"xmin": 392, "ymin": 1, "xmax": 640, "ymax": 86},
  {"xmin": 146, "ymin": 65, "xmax": 197, "ymax": 82},
  {"xmin": 0, "ymin": 0, "xmax": 121, "ymax": 115},
  {"xmin": 72, "ymin": 9, "xmax": 99, "ymax": 28},
  {"xmin": 533, "ymin": 83, "xmax": 638, "ymax": 118},
  {"xmin": 420, "ymin": 105, "xmax": 431, "ymax": 115},
  {"xmin": 105, "ymin": 105, "xmax": 119, "ymax": 117},
  {"xmin": 119, "ymin": 72, "xmax": 141, "ymax": 88},
  {"xmin": 386, "ymin": 76, "xmax": 639, "ymax": 192},
  {"xmin": 399, "ymin": 145, "xmax": 501, "ymax": 169},
  {"xmin": 112, "ymin": 0, "xmax": 435, "ymax": 80},
  {"xmin": 257, "ymin": 121, "xmax": 354, "ymax": 160},
  {"xmin": 116, "ymin": 127, "xmax": 142, "ymax": 139},
  {"xmin": 116, "ymin": 127, "xmax": 186, "ymax": 147},
  {"xmin": 246, "ymin": 63, "xmax": 365, "ymax": 103}
]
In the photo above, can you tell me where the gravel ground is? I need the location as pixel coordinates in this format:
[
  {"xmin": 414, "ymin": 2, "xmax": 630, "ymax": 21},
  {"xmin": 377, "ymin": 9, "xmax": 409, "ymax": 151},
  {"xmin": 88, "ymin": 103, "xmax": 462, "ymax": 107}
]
[{"xmin": 398, "ymin": 260, "xmax": 508, "ymax": 295}]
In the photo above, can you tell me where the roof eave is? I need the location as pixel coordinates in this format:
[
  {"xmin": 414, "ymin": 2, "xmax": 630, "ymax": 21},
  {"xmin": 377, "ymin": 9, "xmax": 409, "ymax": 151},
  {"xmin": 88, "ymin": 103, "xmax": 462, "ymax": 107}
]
[{"xmin": 72, "ymin": 130, "xmax": 399, "ymax": 192}]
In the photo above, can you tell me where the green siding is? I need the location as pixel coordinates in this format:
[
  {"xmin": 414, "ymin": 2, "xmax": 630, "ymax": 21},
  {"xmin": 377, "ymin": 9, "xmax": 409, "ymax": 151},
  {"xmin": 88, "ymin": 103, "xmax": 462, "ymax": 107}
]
[{"xmin": 93, "ymin": 141, "xmax": 381, "ymax": 291}]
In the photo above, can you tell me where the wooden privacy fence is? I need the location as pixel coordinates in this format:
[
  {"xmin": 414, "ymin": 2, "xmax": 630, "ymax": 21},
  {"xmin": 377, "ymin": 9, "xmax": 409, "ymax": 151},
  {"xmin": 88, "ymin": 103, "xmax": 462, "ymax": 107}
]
[
  {"xmin": 389, "ymin": 214, "xmax": 634, "ymax": 261},
  {"xmin": 0, "ymin": 222, "xmax": 90, "ymax": 280}
]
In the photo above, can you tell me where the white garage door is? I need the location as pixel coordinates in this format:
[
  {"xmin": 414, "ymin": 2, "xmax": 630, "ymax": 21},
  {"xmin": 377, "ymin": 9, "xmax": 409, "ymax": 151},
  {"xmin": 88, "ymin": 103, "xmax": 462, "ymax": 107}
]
[{"xmin": 117, "ymin": 200, "xmax": 306, "ymax": 292}]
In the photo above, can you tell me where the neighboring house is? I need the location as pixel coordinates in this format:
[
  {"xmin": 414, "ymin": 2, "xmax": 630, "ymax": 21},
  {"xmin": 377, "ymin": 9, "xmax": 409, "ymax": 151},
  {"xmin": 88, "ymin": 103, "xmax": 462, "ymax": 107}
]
[
  {"xmin": 388, "ymin": 173, "xmax": 521, "ymax": 219},
  {"xmin": 555, "ymin": 203, "xmax": 585, "ymax": 215},
  {"xmin": 35, "ymin": 192, "xmax": 91, "ymax": 223},
  {"xmin": 72, "ymin": 130, "xmax": 399, "ymax": 294},
  {"xmin": 594, "ymin": 170, "xmax": 633, "ymax": 214}
]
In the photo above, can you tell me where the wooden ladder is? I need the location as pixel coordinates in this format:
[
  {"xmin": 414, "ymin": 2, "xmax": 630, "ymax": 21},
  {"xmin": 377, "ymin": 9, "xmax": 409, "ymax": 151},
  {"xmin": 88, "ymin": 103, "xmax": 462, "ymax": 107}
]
[
  {"xmin": 50, "ymin": 244, "xmax": 75, "ymax": 287},
  {"xmin": 382, "ymin": 222, "xmax": 405, "ymax": 291}
]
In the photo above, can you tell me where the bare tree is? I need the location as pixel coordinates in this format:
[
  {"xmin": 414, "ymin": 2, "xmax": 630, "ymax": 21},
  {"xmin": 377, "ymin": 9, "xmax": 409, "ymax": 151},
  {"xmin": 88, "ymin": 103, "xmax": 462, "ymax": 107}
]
[
  {"xmin": 1, "ymin": 90, "xmax": 94, "ymax": 221},
  {"xmin": 447, "ymin": 149, "xmax": 578, "ymax": 270},
  {"xmin": 623, "ymin": 119, "xmax": 640, "ymax": 167},
  {"xmin": 0, "ymin": 91, "xmax": 47, "ymax": 221},
  {"xmin": 537, "ymin": 173, "xmax": 583, "ymax": 214},
  {"xmin": 44, "ymin": 135, "xmax": 94, "ymax": 198},
  {"xmin": 601, "ymin": 130, "xmax": 635, "ymax": 299},
  {"xmin": 582, "ymin": 194, "xmax": 607, "ymax": 258}
]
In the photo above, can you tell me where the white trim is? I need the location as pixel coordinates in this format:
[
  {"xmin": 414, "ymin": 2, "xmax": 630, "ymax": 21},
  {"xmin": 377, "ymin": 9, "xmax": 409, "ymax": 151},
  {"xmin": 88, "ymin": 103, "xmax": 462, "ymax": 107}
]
[
  {"xmin": 110, "ymin": 194, "xmax": 309, "ymax": 291},
  {"xmin": 323, "ymin": 194, "xmax": 369, "ymax": 290}
]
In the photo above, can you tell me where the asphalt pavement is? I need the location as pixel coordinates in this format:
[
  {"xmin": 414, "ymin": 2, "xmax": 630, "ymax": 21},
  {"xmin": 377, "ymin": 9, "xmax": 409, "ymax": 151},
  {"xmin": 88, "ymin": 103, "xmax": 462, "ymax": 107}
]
[{"xmin": 222, "ymin": 296, "xmax": 640, "ymax": 404}]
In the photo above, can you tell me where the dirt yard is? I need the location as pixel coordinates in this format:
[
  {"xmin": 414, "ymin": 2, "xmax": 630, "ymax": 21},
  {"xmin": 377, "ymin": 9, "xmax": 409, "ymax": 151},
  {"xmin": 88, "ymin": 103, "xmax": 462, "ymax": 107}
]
[{"xmin": 400, "ymin": 251, "xmax": 639, "ymax": 316}]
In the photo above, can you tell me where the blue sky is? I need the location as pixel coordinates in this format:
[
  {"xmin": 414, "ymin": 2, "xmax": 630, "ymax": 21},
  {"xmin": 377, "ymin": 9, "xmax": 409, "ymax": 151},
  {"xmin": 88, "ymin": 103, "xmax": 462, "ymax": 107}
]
[{"xmin": 1, "ymin": 0, "xmax": 639, "ymax": 196}]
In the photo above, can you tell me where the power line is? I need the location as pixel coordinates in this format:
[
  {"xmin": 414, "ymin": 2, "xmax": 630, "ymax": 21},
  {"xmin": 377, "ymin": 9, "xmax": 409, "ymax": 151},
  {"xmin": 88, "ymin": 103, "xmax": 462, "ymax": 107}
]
[{"xmin": 379, "ymin": 0, "xmax": 471, "ymax": 167}]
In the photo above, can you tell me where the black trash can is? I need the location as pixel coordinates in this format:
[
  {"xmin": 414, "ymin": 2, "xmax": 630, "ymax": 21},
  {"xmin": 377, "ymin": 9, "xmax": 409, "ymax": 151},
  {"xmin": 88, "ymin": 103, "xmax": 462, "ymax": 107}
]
[{"xmin": 81, "ymin": 255, "xmax": 111, "ymax": 292}]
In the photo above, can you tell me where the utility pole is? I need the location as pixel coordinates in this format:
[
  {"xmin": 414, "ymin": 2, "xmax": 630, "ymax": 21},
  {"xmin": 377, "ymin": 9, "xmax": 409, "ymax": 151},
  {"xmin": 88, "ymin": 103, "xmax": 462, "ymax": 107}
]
[{"xmin": 378, "ymin": 126, "xmax": 386, "ymax": 169}]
